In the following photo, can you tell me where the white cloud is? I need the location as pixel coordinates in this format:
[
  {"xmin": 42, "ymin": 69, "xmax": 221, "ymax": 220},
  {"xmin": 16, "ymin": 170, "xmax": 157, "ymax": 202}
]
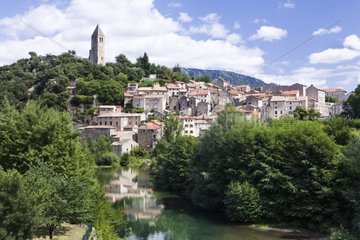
[
  {"xmin": 167, "ymin": 2, "xmax": 182, "ymax": 8},
  {"xmin": 0, "ymin": 4, "xmax": 66, "ymax": 40},
  {"xmin": 344, "ymin": 34, "xmax": 360, "ymax": 50},
  {"xmin": 233, "ymin": 22, "xmax": 241, "ymax": 29},
  {"xmin": 187, "ymin": 13, "xmax": 244, "ymax": 45},
  {"xmin": 312, "ymin": 26, "xmax": 342, "ymax": 36},
  {"xmin": 309, "ymin": 35, "xmax": 360, "ymax": 64},
  {"xmin": 278, "ymin": 0, "xmax": 295, "ymax": 9},
  {"xmin": 252, "ymin": 18, "xmax": 269, "ymax": 24},
  {"xmin": 226, "ymin": 33, "xmax": 242, "ymax": 44},
  {"xmin": 0, "ymin": 0, "xmax": 264, "ymax": 75},
  {"xmin": 249, "ymin": 25, "xmax": 288, "ymax": 42},
  {"xmin": 199, "ymin": 13, "xmax": 221, "ymax": 23},
  {"xmin": 309, "ymin": 48, "xmax": 360, "ymax": 64},
  {"xmin": 178, "ymin": 12, "xmax": 192, "ymax": 23}
]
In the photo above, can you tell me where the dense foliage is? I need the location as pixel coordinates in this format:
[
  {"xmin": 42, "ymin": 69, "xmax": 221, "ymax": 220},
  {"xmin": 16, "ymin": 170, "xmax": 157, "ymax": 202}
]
[
  {"xmin": 343, "ymin": 85, "xmax": 360, "ymax": 118},
  {"xmin": 152, "ymin": 107, "xmax": 360, "ymax": 236},
  {"xmin": 0, "ymin": 101, "xmax": 125, "ymax": 239},
  {"xmin": 0, "ymin": 51, "xmax": 196, "ymax": 122}
]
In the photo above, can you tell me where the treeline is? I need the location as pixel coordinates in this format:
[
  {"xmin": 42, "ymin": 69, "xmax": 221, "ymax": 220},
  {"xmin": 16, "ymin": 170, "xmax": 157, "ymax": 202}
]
[
  {"xmin": 151, "ymin": 105, "xmax": 360, "ymax": 238},
  {"xmin": 0, "ymin": 51, "xmax": 209, "ymax": 121},
  {"xmin": 0, "ymin": 100, "xmax": 126, "ymax": 240}
]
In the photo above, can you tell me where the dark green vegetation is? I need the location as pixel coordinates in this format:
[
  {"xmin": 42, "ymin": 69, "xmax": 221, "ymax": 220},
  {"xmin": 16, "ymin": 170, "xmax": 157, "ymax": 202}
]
[
  {"xmin": 343, "ymin": 85, "xmax": 360, "ymax": 119},
  {"xmin": 0, "ymin": 51, "xmax": 191, "ymax": 124},
  {"xmin": 0, "ymin": 101, "xmax": 126, "ymax": 240},
  {"xmin": 152, "ymin": 105, "xmax": 360, "ymax": 238}
]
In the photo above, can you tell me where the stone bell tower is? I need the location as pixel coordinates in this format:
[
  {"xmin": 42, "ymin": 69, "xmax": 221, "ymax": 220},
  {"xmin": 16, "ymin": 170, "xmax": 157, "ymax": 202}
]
[{"xmin": 88, "ymin": 25, "xmax": 105, "ymax": 65}]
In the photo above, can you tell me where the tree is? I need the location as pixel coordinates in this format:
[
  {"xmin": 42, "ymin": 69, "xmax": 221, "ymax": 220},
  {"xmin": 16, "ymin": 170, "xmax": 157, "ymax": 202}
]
[
  {"xmin": 24, "ymin": 165, "xmax": 93, "ymax": 239},
  {"xmin": 0, "ymin": 101, "xmax": 94, "ymax": 179},
  {"xmin": 326, "ymin": 95, "xmax": 339, "ymax": 103},
  {"xmin": 195, "ymin": 75, "xmax": 212, "ymax": 83},
  {"xmin": 341, "ymin": 133, "xmax": 360, "ymax": 234},
  {"xmin": 0, "ymin": 168, "xmax": 37, "ymax": 240},
  {"xmin": 136, "ymin": 52, "xmax": 151, "ymax": 77},
  {"xmin": 223, "ymin": 182, "xmax": 262, "ymax": 222},
  {"xmin": 87, "ymin": 135, "xmax": 119, "ymax": 166},
  {"xmin": 293, "ymin": 106, "xmax": 309, "ymax": 120},
  {"xmin": 152, "ymin": 136, "xmax": 198, "ymax": 193},
  {"xmin": 343, "ymin": 85, "xmax": 360, "ymax": 118},
  {"xmin": 163, "ymin": 114, "xmax": 182, "ymax": 142}
]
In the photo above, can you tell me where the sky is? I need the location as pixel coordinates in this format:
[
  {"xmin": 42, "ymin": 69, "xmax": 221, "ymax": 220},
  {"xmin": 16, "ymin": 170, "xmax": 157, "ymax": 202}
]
[{"xmin": 0, "ymin": 0, "xmax": 360, "ymax": 91}]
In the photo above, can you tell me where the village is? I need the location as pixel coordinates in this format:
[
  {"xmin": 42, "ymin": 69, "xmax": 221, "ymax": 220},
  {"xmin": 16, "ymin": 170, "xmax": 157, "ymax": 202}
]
[{"xmin": 80, "ymin": 76, "xmax": 349, "ymax": 157}]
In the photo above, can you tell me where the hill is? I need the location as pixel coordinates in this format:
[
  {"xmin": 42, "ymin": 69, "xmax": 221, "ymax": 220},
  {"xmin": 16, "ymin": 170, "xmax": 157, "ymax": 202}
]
[{"xmin": 182, "ymin": 68, "xmax": 272, "ymax": 87}]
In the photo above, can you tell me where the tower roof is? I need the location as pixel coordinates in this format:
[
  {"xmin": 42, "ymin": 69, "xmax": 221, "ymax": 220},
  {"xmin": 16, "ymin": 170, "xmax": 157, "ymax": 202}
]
[{"xmin": 92, "ymin": 24, "xmax": 104, "ymax": 37}]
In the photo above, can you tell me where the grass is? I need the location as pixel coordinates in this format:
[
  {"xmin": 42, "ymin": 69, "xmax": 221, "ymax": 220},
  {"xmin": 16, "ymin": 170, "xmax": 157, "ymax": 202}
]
[{"xmin": 33, "ymin": 223, "xmax": 87, "ymax": 240}]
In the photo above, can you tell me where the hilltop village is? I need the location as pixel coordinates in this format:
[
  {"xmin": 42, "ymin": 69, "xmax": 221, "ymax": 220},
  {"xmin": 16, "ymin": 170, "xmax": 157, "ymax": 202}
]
[{"xmin": 81, "ymin": 25, "xmax": 350, "ymax": 155}]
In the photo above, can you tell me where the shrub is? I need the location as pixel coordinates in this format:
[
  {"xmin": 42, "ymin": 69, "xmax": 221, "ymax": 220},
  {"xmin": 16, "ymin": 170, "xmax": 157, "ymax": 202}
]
[{"xmin": 223, "ymin": 182, "xmax": 262, "ymax": 222}]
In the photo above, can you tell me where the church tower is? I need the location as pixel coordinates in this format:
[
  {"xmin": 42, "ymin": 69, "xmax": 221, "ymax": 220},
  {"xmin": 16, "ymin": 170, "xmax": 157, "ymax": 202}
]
[{"xmin": 89, "ymin": 25, "xmax": 105, "ymax": 65}]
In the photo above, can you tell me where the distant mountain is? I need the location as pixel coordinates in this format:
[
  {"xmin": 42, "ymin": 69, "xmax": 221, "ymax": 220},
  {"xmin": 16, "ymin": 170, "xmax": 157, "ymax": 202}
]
[{"xmin": 182, "ymin": 68, "xmax": 273, "ymax": 87}]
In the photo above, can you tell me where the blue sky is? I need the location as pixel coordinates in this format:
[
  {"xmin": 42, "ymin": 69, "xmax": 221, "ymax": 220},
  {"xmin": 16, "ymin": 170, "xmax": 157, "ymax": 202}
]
[{"xmin": 0, "ymin": 0, "xmax": 360, "ymax": 91}]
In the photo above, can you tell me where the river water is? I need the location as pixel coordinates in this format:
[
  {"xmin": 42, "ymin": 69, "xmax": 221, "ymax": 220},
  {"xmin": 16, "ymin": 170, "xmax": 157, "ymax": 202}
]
[{"xmin": 97, "ymin": 167, "xmax": 325, "ymax": 240}]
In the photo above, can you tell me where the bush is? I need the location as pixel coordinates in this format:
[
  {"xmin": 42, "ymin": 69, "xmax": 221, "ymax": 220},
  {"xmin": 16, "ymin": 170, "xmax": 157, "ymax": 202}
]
[
  {"xmin": 328, "ymin": 227, "xmax": 355, "ymax": 240},
  {"xmin": 223, "ymin": 182, "xmax": 262, "ymax": 223},
  {"xmin": 96, "ymin": 152, "xmax": 119, "ymax": 166}
]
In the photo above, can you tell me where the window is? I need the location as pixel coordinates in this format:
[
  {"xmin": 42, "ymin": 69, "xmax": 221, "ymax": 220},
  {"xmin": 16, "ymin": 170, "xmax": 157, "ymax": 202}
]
[
  {"xmin": 110, "ymin": 121, "xmax": 112, "ymax": 125},
  {"xmin": 185, "ymin": 124, "xmax": 188, "ymax": 127},
  {"xmin": 185, "ymin": 131, "xmax": 188, "ymax": 134},
  {"xmin": 104, "ymin": 121, "xmax": 107, "ymax": 125},
  {"xmin": 275, "ymin": 111, "xmax": 277, "ymax": 114},
  {"xmin": 280, "ymin": 111, "xmax": 283, "ymax": 114},
  {"xmin": 99, "ymin": 121, "xmax": 102, "ymax": 125},
  {"xmin": 289, "ymin": 106, "xmax": 292, "ymax": 110},
  {"xmin": 190, "ymin": 124, "xmax": 193, "ymax": 128},
  {"xmin": 190, "ymin": 130, "xmax": 193, "ymax": 134}
]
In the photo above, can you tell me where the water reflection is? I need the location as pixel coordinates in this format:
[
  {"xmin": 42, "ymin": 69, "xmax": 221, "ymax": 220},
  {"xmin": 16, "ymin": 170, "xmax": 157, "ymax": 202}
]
[{"xmin": 101, "ymin": 167, "xmax": 325, "ymax": 240}]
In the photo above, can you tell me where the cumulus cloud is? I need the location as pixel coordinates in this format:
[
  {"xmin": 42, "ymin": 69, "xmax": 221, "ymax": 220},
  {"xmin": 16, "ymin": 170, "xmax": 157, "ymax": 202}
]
[
  {"xmin": 309, "ymin": 35, "xmax": 360, "ymax": 64},
  {"xmin": 278, "ymin": 0, "xmax": 295, "ymax": 9},
  {"xmin": 178, "ymin": 12, "xmax": 192, "ymax": 23},
  {"xmin": 249, "ymin": 25, "xmax": 288, "ymax": 42},
  {"xmin": 344, "ymin": 34, "xmax": 360, "ymax": 50},
  {"xmin": 0, "ymin": 0, "xmax": 264, "ymax": 75},
  {"xmin": 187, "ymin": 13, "xmax": 243, "ymax": 46},
  {"xmin": 313, "ymin": 26, "xmax": 342, "ymax": 36}
]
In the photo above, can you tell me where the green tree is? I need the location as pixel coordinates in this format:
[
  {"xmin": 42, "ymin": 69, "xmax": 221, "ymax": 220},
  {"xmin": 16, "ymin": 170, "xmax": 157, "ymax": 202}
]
[
  {"xmin": 343, "ymin": 85, "xmax": 360, "ymax": 118},
  {"xmin": 164, "ymin": 114, "xmax": 182, "ymax": 142},
  {"xmin": 87, "ymin": 135, "xmax": 119, "ymax": 166},
  {"xmin": 195, "ymin": 75, "xmax": 212, "ymax": 83},
  {"xmin": 341, "ymin": 133, "xmax": 360, "ymax": 234},
  {"xmin": 24, "ymin": 165, "xmax": 93, "ymax": 239},
  {"xmin": 223, "ymin": 182, "xmax": 262, "ymax": 222},
  {"xmin": 136, "ymin": 52, "xmax": 151, "ymax": 77},
  {"xmin": 0, "ymin": 101, "xmax": 94, "ymax": 179},
  {"xmin": 293, "ymin": 106, "xmax": 309, "ymax": 120},
  {"xmin": 326, "ymin": 95, "xmax": 339, "ymax": 103},
  {"xmin": 152, "ymin": 136, "xmax": 197, "ymax": 193},
  {"xmin": 0, "ymin": 168, "xmax": 37, "ymax": 240}
]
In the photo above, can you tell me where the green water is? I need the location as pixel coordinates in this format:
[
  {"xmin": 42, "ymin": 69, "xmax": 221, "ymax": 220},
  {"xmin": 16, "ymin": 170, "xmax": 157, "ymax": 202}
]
[{"xmin": 98, "ymin": 167, "xmax": 325, "ymax": 240}]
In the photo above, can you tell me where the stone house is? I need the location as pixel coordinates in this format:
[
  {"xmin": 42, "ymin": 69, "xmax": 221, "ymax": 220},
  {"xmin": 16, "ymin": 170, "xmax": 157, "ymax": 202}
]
[
  {"xmin": 112, "ymin": 139, "xmax": 138, "ymax": 156},
  {"xmin": 306, "ymin": 85, "xmax": 326, "ymax": 115},
  {"xmin": 137, "ymin": 120, "xmax": 164, "ymax": 150},
  {"xmin": 97, "ymin": 112, "xmax": 146, "ymax": 131}
]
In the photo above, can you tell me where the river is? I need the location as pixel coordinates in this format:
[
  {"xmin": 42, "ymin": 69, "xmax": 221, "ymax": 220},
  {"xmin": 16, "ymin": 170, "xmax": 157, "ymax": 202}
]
[{"xmin": 97, "ymin": 166, "xmax": 326, "ymax": 240}]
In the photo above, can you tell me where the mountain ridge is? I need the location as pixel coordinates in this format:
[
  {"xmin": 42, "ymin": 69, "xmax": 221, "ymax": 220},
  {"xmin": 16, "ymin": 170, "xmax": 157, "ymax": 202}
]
[{"xmin": 182, "ymin": 67, "xmax": 274, "ymax": 87}]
